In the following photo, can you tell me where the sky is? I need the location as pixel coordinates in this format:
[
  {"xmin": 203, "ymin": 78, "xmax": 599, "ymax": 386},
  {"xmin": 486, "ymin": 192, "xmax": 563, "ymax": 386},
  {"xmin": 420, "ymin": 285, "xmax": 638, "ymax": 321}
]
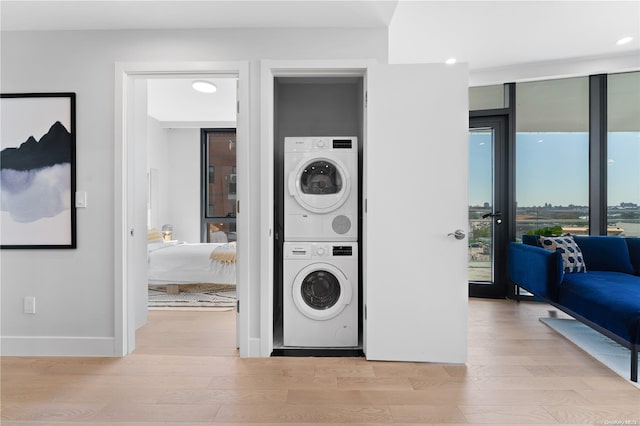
[
  {"xmin": 1, "ymin": 97, "xmax": 72, "ymax": 149},
  {"xmin": 469, "ymin": 132, "xmax": 640, "ymax": 207}
]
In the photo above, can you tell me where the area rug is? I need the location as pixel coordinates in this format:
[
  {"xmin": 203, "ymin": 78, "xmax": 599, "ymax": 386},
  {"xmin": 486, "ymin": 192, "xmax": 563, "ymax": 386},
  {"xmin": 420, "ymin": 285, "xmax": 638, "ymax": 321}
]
[
  {"xmin": 540, "ymin": 317, "xmax": 639, "ymax": 388},
  {"xmin": 148, "ymin": 284, "xmax": 236, "ymax": 309}
]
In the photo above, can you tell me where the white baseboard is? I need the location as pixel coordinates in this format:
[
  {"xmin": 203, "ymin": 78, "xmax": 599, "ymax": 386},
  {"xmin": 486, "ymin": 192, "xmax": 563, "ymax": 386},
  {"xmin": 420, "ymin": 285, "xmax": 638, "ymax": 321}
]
[{"xmin": 1, "ymin": 336, "xmax": 116, "ymax": 357}]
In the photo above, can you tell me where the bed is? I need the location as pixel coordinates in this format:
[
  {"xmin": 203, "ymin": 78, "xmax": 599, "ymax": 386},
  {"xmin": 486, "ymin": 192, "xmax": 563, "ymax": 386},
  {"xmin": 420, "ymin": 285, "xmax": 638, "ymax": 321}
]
[{"xmin": 148, "ymin": 240, "xmax": 236, "ymax": 294}]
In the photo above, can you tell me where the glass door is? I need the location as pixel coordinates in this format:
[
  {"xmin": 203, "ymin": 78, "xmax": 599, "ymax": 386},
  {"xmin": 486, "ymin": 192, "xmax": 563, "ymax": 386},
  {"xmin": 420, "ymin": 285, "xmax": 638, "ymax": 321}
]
[{"xmin": 469, "ymin": 116, "xmax": 508, "ymax": 298}]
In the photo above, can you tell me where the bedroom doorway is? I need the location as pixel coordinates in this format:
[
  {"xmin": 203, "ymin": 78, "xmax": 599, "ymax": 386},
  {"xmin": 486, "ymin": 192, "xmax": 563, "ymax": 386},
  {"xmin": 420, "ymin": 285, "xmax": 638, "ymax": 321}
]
[
  {"xmin": 115, "ymin": 62, "xmax": 250, "ymax": 357},
  {"xmin": 145, "ymin": 81, "xmax": 238, "ymax": 312}
]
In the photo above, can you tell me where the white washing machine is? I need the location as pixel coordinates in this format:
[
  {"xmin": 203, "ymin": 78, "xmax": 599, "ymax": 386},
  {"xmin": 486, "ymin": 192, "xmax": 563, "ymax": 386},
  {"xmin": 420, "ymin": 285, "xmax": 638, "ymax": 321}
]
[
  {"xmin": 283, "ymin": 241, "xmax": 358, "ymax": 347},
  {"xmin": 284, "ymin": 136, "xmax": 358, "ymax": 241}
]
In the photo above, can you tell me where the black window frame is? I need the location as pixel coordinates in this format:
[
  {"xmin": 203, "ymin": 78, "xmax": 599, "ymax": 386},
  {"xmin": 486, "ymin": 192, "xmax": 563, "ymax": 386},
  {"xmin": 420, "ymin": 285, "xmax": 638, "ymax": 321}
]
[
  {"xmin": 470, "ymin": 74, "xmax": 629, "ymax": 300},
  {"xmin": 200, "ymin": 128, "xmax": 237, "ymax": 243}
]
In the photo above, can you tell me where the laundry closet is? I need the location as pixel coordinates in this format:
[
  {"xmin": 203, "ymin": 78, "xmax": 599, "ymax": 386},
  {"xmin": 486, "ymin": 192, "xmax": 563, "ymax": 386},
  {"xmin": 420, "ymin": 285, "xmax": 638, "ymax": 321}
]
[
  {"xmin": 261, "ymin": 61, "xmax": 469, "ymax": 364},
  {"xmin": 273, "ymin": 76, "xmax": 364, "ymax": 355}
]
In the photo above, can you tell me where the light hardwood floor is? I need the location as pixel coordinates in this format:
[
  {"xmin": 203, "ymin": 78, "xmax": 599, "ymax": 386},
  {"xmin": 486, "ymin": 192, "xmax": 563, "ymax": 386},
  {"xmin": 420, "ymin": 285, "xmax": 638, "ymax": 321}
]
[{"xmin": 2, "ymin": 299, "xmax": 639, "ymax": 425}]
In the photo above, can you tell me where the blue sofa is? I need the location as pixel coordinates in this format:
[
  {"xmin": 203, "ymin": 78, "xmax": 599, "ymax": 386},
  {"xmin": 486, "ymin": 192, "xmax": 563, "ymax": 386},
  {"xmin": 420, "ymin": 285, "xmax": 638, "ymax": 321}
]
[{"xmin": 508, "ymin": 235, "xmax": 640, "ymax": 382}]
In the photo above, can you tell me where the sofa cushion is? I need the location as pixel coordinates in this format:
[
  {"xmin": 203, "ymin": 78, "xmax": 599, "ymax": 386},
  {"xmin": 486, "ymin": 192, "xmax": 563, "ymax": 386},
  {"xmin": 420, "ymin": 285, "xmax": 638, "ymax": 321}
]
[
  {"xmin": 539, "ymin": 236, "xmax": 586, "ymax": 273},
  {"xmin": 559, "ymin": 271, "xmax": 640, "ymax": 345},
  {"xmin": 573, "ymin": 236, "xmax": 634, "ymax": 274},
  {"xmin": 626, "ymin": 237, "xmax": 640, "ymax": 276}
]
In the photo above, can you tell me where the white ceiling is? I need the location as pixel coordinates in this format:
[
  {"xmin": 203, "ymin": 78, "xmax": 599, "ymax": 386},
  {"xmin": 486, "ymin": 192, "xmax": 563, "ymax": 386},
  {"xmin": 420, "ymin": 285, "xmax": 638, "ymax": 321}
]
[
  {"xmin": 147, "ymin": 78, "xmax": 237, "ymax": 125},
  {"xmin": 2, "ymin": 1, "xmax": 638, "ymax": 70},
  {"xmin": 388, "ymin": 1, "xmax": 640, "ymax": 70},
  {"xmin": 0, "ymin": 1, "xmax": 399, "ymax": 30},
  {"xmin": 2, "ymin": 1, "xmax": 638, "ymax": 122}
]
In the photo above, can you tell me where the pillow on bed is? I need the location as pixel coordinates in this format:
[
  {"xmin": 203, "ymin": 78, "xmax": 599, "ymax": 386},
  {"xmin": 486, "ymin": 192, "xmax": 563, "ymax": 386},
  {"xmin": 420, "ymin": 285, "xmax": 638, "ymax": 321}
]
[
  {"xmin": 147, "ymin": 228, "xmax": 163, "ymax": 244},
  {"xmin": 539, "ymin": 235, "xmax": 586, "ymax": 273}
]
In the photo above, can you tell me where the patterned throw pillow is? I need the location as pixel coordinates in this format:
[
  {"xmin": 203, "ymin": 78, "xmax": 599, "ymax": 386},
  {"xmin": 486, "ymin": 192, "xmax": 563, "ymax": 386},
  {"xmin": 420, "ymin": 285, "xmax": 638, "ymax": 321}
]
[{"xmin": 539, "ymin": 236, "xmax": 587, "ymax": 273}]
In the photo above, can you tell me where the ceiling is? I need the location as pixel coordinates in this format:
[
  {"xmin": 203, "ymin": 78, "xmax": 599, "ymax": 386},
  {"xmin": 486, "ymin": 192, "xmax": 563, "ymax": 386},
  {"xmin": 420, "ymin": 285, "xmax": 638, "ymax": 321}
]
[
  {"xmin": 147, "ymin": 78, "xmax": 237, "ymax": 125},
  {"xmin": 2, "ymin": 1, "xmax": 638, "ymax": 123},
  {"xmin": 2, "ymin": 1, "xmax": 638, "ymax": 70},
  {"xmin": 0, "ymin": 1, "xmax": 399, "ymax": 30}
]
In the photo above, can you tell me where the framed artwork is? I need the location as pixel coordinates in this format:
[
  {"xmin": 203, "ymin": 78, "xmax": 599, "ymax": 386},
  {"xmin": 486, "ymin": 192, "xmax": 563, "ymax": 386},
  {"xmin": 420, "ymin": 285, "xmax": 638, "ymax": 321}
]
[{"xmin": 1, "ymin": 93, "xmax": 76, "ymax": 249}]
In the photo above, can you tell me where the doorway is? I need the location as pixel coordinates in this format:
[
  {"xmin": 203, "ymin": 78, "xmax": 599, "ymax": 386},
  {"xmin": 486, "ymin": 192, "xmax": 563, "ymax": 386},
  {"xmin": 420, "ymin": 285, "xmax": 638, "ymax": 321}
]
[
  {"xmin": 146, "ymin": 81, "xmax": 237, "ymax": 311},
  {"xmin": 115, "ymin": 62, "xmax": 249, "ymax": 356},
  {"xmin": 468, "ymin": 115, "xmax": 509, "ymax": 298}
]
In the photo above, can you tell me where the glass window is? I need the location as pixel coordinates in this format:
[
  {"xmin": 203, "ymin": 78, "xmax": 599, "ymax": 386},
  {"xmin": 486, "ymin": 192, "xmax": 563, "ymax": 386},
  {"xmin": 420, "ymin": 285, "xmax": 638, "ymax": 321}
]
[
  {"xmin": 469, "ymin": 85, "xmax": 504, "ymax": 110},
  {"xmin": 301, "ymin": 271, "xmax": 341, "ymax": 310},
  {"xmin": 202, "ymin": 129, "xmax": 236, "ymax": 242},
  {"xmin": 607, "ymin": 72, "xmax": 640, "ymax": 237},
  {"xmin": 515, "ymin": 77, "xmax": 589, "ymax": 240}
]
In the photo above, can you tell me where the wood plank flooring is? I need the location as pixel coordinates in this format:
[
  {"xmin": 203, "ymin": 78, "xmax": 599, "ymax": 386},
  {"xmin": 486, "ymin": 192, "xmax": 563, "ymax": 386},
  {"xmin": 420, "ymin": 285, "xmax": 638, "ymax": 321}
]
[{"xmin": 2, "ymin": 299, "xmax": 639, "ymax": 425}]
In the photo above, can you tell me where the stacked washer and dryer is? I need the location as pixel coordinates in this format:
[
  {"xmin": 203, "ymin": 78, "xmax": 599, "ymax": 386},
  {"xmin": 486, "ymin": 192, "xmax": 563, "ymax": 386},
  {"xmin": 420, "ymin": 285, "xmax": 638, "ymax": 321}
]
[{"xmin": 282, "ymin": 136, "xmax": 359, "ymax": 348}]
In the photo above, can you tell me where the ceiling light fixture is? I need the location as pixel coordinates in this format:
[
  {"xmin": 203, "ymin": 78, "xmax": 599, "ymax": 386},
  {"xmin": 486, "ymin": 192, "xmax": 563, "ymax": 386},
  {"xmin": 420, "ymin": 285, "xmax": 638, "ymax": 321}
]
[
  {"xmin": 192, "ymin": 80, "xmax": 217, "ymax": 93},
  {"xmin": 616, "ymin": 36, "xmax": 633, "ymax": 45},
  {"xmin": 445, "ymin": 58, "xmax": 457, "ymax": 65}
]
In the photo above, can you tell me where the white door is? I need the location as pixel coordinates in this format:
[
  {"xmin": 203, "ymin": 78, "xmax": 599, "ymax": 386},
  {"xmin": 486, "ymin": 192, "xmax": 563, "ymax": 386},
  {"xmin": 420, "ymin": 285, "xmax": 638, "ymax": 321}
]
[
  {"xmin": 125, "ymin": 77, "xmax": 150, "ymax": 351},
  {"xmin": 364, "ymin": 63, "xmax": 469, "ymax": 363}
]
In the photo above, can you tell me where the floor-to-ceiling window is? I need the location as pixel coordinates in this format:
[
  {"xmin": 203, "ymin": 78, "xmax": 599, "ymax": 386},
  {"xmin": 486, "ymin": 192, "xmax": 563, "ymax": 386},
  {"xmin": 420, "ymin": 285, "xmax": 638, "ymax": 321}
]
[
  {"xmin": 470, "ymin": 72, "xmax": 638, "ymax": 299},
  {"xmin": 607, "ymin": 71, "xmax": 640, "ymax": 237},
  {"xmin": 515, "ymin": 77, "xmax": 590, "ymax": 240},
  {"xmin": 201, "ymin": 128, "xmax": 237, "ymax": 243},
  {"xmin": 468, "ymin": 85, "xmax": 511, "ymax": 298}
]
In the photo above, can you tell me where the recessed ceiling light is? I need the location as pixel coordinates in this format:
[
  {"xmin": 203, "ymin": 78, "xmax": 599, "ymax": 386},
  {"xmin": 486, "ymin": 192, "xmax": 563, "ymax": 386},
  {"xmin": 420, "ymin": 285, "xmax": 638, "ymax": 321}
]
[
  {"xmin": 616, "ymin": 36, "xmax": 633, "ymax": 45},
  {"xmin": 445, "ymin": 58, "xmax": 457, "ymax": 65},
  {"xmin": 192, "ymin": 80, "xmax": 217, "ymax": 93}
]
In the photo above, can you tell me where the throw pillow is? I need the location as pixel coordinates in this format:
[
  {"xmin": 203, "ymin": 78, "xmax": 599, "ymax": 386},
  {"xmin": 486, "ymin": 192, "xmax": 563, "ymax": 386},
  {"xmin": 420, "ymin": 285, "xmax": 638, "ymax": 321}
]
[{"xmin": 539, "ymin": 236, "xmax": 587, "ymax": 273}]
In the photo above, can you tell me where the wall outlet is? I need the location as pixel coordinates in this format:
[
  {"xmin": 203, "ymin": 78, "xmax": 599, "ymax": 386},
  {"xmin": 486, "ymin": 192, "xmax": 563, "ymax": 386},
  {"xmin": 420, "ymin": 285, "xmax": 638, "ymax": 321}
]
[{"xmin": 24, "ymin": 296, "xmax": 36, "ymax": 314}]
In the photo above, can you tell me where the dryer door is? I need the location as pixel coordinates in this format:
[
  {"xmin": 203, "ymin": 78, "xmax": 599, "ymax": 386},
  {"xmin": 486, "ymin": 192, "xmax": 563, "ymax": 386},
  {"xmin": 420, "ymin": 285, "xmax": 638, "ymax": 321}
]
[
  {"xmin": 292, "ymin": 263, "xmax": 352, "ymax": 321},
  {"xmin": 288, "ymin": 157, "xmax": 351, "ymax": 213}
]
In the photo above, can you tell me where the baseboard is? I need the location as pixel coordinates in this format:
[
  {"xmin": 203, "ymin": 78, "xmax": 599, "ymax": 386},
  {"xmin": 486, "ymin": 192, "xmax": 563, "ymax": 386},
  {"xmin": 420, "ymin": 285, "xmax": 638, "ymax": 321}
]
[{"xmin": 1, "ymin": 335, "xmax": 116, "ymax": 356}]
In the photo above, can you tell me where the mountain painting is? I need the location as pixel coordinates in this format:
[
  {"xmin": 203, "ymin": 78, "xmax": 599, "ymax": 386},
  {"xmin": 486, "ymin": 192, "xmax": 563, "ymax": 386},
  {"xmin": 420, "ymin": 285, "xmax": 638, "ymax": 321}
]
[{"xmin": 1, "ymin": 93, "xmax": 76, "ymax": 248}]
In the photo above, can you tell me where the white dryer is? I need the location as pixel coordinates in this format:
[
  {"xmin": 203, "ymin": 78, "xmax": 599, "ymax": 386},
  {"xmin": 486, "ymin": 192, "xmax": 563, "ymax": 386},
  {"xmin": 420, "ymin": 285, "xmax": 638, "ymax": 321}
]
[
  {"xmin": 284, "ymin": 136, "xmax": 358, "ymax": 241},
  {"xmin": 283, "ymin": 242, "xmax": 358, "ymax": 347}
]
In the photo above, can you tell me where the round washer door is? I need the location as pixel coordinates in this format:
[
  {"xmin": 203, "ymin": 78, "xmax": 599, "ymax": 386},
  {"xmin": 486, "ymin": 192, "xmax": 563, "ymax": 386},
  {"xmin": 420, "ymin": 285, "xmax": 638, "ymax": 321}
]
[
  {"xmin": 288, "ymin": 157, "xmax": 351, "ymax": 214},
  {"xmin": 292, "ymin": 263, "xmax": 353, "ymax": 321}
]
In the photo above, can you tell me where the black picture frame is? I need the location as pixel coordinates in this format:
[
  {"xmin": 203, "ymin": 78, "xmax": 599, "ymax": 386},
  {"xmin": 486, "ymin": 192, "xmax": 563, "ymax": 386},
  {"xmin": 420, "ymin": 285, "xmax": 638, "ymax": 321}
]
[{"xmin": 0, "ymin": 92, "xmax": 77, "ymax": 249}]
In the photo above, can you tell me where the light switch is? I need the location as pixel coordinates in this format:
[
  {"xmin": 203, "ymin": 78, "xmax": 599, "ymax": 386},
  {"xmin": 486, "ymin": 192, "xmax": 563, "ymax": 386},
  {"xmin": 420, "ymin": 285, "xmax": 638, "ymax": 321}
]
[
  {"xmin": 24, "ymin": 296, "xmax": 36, "ymax": 314},
  {"xmin": 76, "ymin": 191, "xmax": 87, "ymax": 208}
]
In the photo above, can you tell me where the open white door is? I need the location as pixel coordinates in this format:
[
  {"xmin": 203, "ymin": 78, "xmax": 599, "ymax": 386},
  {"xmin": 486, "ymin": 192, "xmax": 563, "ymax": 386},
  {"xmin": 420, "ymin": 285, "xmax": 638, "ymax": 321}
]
[{"xmin": 364, "ymin": 63, "xmax": 469, "ymax": 363}]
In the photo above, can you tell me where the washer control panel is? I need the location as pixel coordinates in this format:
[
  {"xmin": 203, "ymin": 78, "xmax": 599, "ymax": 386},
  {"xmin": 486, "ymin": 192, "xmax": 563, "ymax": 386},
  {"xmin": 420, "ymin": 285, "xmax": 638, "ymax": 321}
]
[{"xmin": 284, "ymin": 242, "xmax": 355, "ymax": 259}]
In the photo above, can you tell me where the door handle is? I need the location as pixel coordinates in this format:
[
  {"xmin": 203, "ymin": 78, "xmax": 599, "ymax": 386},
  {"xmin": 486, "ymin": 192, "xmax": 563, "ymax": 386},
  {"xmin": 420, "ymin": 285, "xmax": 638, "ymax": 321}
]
[
  {"xmin": 481, "ymin": 211, "xmax": 501, "ymax": 218},
  {"xmin": 448, "ymin": 229, "xmax": 466, "ymax": 240},
  {"xmin": 481, "ymin": 211, "xmax": 503, "ymax": 224}
]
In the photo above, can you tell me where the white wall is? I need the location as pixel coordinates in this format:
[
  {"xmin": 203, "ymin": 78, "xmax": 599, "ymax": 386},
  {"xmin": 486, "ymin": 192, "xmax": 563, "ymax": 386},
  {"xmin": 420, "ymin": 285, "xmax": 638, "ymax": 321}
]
[
  {"xmin": 146, "ymin": 117, "xmax": 171, "ymax": 231},
  {"xmin": 166, "ymin": 128, "xmax": 201, "ymax": 243},
  {"xmin": 146, "ymin": 121, "xmax": 200, "ymax": 243},
  {"xmin": 0, "ymin": 28, "xmax": 388, "ymax": 356}
]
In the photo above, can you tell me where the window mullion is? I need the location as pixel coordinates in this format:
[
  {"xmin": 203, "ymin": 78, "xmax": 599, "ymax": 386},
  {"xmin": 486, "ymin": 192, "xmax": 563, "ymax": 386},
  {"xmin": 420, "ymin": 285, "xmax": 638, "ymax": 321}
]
[{"xmin": 588, "ymin": 74, "xmax": 608, "ymax": 236}]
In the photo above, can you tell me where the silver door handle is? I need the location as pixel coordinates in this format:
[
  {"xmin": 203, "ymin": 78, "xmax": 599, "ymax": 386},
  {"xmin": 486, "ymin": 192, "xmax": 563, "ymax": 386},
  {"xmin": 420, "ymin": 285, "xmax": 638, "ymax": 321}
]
[{"xmin": 448, "ymin": 229, "xmax": 465, "ymax": 240}]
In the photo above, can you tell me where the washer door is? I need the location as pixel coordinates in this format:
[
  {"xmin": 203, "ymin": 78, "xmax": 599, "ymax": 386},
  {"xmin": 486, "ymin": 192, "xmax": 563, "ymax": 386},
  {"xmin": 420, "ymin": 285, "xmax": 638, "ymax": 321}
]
[
  {"xmin": 292, "ymin": 263, "xmax": 352, "ymax": 321},
  {"xmin": 288, "ymin": 157, "xmax": 351, "ymax": 213}
]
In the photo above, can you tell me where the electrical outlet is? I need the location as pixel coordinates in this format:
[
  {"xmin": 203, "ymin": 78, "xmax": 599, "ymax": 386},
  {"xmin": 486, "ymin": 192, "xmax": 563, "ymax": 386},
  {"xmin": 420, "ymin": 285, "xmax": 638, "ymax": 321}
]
[{"xmin": 24, "ymin": 296, "xmax": 36, "ymax": 314}]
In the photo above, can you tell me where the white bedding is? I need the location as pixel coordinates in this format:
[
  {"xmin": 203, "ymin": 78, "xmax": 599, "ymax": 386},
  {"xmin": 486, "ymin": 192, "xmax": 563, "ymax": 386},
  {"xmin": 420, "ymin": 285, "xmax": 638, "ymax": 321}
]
[{"xmin": 148, "ymin": 241, "xmax": 236, "ymax": 285}]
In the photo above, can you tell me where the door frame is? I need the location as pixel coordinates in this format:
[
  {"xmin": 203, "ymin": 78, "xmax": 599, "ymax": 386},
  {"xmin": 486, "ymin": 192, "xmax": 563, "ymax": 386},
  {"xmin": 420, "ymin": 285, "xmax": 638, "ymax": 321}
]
[
  {"xmin": 468, "ymin": 112, "xmax": 512, "ymax": 299},
  {"xmin": 114, "ymin": 61, "xmax": 250, "ymax": 356},
  {"xmin": 259, "ymin": 59, "xmax": 373, "ymax": 357}
]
